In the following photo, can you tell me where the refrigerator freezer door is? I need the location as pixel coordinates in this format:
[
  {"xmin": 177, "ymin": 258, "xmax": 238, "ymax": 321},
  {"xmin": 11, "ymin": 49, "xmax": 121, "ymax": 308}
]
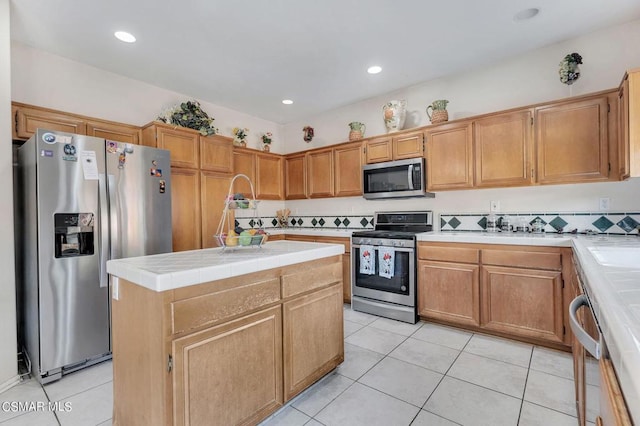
[
  {"xmin": 106, "ymin": 143, "xmax": 172, "ymax": 260},
  {"xmin": 35, "ymin": 130, "xmax": 110, "ymax": 375}
]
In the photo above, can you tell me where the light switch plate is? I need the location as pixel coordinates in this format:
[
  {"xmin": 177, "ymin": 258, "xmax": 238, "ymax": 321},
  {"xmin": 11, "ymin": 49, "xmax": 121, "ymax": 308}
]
[
  {"xmin": 599, "ymin": 197, "xmax": 610, "ymax": 211},
  {"xmin": 490, "ymin": 200, "xmax": 500, "ymax": 212}
]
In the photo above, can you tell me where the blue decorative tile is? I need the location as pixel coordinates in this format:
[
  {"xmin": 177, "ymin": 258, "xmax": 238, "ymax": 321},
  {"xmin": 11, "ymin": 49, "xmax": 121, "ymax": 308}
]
[
  {"xmin": 448, "ymin": 217, "xmax": 461, "ymax": 229},
  {"xmin": 592, "ymin": 216, "xmax": 614, "ymax": 232},
  {"xmin": 334, "ymin": 218, "xmax": 341, "ymax": 226},
  {"xmin": 530, "ymin": 216, "xmax": 547, "ymax": 226},
  {"xmin": 477, "ymin": 217, "xmax": 487, "ymax": 230},
  {"xmin": 549, "ymin": 216, "xmax": 568, "ymax": 232},
  {"xmin": 617, "ymin": 216, "xmax": 640, "ymax": 233},
  {"xmin": 319, "ymin": 218, "xmax": 326, "ymax": 226}
]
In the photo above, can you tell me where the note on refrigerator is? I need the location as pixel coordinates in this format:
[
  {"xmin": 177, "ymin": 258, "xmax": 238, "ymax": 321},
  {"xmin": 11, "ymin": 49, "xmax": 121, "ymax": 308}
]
[{"xmin": 80, "ymin": 151, "xmax": 99, "ymax": 180}]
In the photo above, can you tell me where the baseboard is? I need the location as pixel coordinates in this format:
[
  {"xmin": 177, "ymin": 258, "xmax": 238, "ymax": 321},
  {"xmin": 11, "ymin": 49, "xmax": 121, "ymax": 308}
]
[{"xmin": 0, "ymin": 374, "xmax": 21, "ymax": 394}]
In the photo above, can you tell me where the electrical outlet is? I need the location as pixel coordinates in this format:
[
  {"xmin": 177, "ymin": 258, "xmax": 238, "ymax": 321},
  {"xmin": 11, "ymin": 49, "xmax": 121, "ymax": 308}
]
[
  {"xmin": 599, "ymin": 197, "xmax": 610, "ymax": 211},
  {"xmin": 490, "ymin": 200, "xmax": 500, "ymax": 212}
]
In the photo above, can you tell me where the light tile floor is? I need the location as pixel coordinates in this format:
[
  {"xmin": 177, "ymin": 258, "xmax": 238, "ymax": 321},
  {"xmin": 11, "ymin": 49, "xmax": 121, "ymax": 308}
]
[{"xmin": 0, "ymin": 305, "xmax": 597, "ymax": 426}]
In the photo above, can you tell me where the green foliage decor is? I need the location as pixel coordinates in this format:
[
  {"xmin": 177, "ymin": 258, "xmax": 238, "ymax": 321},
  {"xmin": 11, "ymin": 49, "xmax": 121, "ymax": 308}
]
[{"xmin": 157, "ymin": 100, "xmax": 218, "ymax": 136}]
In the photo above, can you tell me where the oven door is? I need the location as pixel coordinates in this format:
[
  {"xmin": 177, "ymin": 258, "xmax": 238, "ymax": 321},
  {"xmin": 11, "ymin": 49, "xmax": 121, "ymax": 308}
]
[{"xmin": 351, "ymin": 244, "xmax": 415, "ymax": 307}]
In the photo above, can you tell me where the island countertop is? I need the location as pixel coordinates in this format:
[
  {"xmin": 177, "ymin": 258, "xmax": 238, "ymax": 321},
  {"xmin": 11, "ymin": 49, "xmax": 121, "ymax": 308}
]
[{"xmin": 106, "ymin": 240, "xmax": 344, "ymax": 292}]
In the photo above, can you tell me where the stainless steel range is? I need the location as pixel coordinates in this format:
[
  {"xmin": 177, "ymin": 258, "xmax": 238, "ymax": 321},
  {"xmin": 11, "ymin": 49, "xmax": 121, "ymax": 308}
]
[{"xmin": 351, "ymin": 211, "xmax": 432, "ymax": 324}]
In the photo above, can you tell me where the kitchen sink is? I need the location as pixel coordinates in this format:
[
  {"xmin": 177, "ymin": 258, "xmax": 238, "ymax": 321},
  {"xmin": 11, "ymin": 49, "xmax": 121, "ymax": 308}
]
[{"xmin": 587, "ymin": 246, "xmax": 640, "ymax": 268}]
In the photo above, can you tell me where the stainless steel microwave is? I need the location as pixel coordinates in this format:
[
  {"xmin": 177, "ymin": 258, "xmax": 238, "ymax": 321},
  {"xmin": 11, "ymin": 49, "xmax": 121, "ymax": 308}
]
[{"xmin": 362, "ymin": 158, "xmax": 435, "ymax": 199}]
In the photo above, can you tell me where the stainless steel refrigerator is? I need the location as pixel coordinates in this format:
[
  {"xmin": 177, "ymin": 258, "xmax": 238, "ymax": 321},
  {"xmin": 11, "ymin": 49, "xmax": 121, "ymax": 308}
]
[{"xmin": 16, "ymin": 129, "xmax": 172, "ymax": 383}]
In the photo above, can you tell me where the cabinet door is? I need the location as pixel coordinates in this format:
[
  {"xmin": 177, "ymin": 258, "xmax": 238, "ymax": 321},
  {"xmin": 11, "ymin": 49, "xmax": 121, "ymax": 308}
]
[
  {"xmin": 619, "ymin": 70, "xmax": 640, "ymax": 179},
  {"xmin": 11, "ymin": 104, "xmax": 18, "ymax": 140},
  {"xmin": 365, "ymin": 136, "xmax": 393, "ymax": 164},
  {"xmin": 334, "ymin": 142, "xmax": 363, "ymax": 197},
  {"xmin": 481, "ymin": 265, "xmax": 564, "ymax": 343},
  {"xmin": 201, "ymin": 172, "xmax": 232, "ymax": 248},
  {"xmin": 256, "ymin": 153, "xmax": 284, "ymax": 200},
  {"xmin": 535, "ymin": 96, "xmax": 609, "ymax": 184},
  {"xmin": 425, "ymin": 122, "xmax": 474, "ymax": 191},
  {"xmin": 172, "ymin": 306, "xmax": 283, "ymax": 426},
  {"xmin": 171, "ymin": 168, "xmax": 202, "ymax": 252},
  {"xmin": 86, "ymin": 120, "xmax": 141, "ymax": 145},
  {"xmin": 393, "ymin": 130, "xmax": 424, "ymax": 159},
  {"xmin": 598, "ymin": 358, "xmax": 633, "ymax": 426},
  {"xmin": 474, "ymin": 110, "xmax": 533, "ymax": 188},
  {"xmin": 232, "ymin": 150, "xmax": 255, "ymax": 196},
  {"xmin": 618, "ymin": 77, "xmax": 630, "ymax": 180},
  {"xmin": 342, "ymin": 254, "xmax": 351, "ymax": 303},
  {"xmin": 200, "ymin": 135, "xmax": 233, "ymax": 173},
  {"xmin": 283, "ymin": 283, "xmax": 344, "ymax": 401},
  {"xmin": 15, "ymin": 106, "xmax": 86, "ymax": 140},
  {"xmin": 156, "ymin": 127, "xmax": 200, "ymax": 169},
  {"xmin": 285, "ymin": 154, "xmax": 307, "ymax": 199},
  {"xmin": 307, "ymin": 149, "xmax": 334, "ymax": 198},
  {"xmin": 417, "ymin": 260, "xmax": 480, "ymax": 327}
]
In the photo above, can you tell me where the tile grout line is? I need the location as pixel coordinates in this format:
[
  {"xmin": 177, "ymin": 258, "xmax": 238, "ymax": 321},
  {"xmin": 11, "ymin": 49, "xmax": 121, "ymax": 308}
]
[{"xmin": 516, "ymin": 345, "xmax": 535, "ymax": 425}]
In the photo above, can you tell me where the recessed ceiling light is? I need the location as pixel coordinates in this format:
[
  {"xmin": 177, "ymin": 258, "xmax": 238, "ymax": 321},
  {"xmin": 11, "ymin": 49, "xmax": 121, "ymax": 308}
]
[
  {"xmin": 367, "ymin": 66, "xmax": 382, "ymax": 74},
  {"xmin": 114, "ymin": 31, "xmax": 136, "ymax": 43},
  {"xmin": 514, "ymin": 8, "xmax": 540, "ymax": 21},
  {"xmin": 282, "ymin": 99, "xmax": 293, "ymax": 105}
]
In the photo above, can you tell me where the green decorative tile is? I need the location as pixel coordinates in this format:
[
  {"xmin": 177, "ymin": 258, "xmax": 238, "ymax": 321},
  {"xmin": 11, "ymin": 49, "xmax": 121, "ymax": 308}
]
[
  {"xmin": 617, "ymin": 216, "xmax": 639, "ymax": 233},
  {"xmin": 592, "ymin": 216, "xmax": 614, "ymax": 232},
  {"xmin": 549, "ymin": 216, "xmax": 568, "ymax": 232},
  {"xmin": 448, "ymin": 217, "xmax": 461, "ymax": 229}
]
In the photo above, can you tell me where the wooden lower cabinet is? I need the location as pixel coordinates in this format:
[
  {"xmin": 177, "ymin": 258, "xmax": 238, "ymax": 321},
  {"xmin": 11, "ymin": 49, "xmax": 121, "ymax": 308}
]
[
  {"xmin": 172, "ymin": 306, "xmax": 283, "ymax": 426},
  {"xmin": 417, "ymin": 260, "xmax": 480, "ymax": 327},
  {"xmin": 418, "ymin": 242, "xmax": 571, "ymax": 348},
  {"xmin": 480, "ymin": 265, "xmax": 564, "ymax": 343},
  {"xmin": 283, "ymin": 283, "xmax": 344, "ymax": 400},
  {"xmin": 598, "ymin": 358, "xmax": 633, "ymax": 426}
]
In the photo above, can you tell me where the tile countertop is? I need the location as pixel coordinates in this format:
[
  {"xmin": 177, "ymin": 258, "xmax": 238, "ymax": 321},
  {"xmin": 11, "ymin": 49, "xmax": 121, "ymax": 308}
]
[
  {"xmin": 106, "ymin": 240, "xmax": 344, "ymax": 292},
  {"xmin": 418, "ymin": 231, "xmax": 640, "ymax": 421}
]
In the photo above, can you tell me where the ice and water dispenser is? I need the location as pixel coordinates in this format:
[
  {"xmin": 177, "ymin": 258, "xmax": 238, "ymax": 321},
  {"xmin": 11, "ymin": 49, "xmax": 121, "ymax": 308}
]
[{"xmin": 54, "ymin": 213, "xmax": 95, "ymax": 258}]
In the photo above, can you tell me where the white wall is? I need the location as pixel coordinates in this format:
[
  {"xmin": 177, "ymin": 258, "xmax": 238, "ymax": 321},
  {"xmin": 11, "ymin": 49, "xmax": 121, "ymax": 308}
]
[
  {"xmin": 11, "ymin": 42, "xmax": 285, "ymax": 153},
  {"xmin": 282, "ymin": 18, "xmax": 640, "ymax": 220},
  {"xmin": 0, "ymin": 0, "xmax": 19, "ymax": 392}
]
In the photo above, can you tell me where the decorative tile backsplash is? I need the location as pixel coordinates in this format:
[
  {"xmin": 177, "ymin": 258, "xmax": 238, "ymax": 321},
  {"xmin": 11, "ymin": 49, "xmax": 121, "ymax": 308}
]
[
  {"xmin": 440, "ymin": 212, "xmax": 640, "ymax": 235},
  {"xmin": 235, "ymin": 215, "xmax": 374, "ymax": 230}
]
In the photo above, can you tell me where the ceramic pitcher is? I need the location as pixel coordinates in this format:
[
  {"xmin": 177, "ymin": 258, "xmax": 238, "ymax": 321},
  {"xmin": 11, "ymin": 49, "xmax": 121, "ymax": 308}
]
[
  {"xmin": 348, "ymin": 122, "xmax": 366, "ymax": 141},
  {"xmin": 382, "ymin": 100, "xmax": 407, "ymax": 133},
  {"xmin": 426, "ymin": 99, "xmax": 449, "ymax": 124}
]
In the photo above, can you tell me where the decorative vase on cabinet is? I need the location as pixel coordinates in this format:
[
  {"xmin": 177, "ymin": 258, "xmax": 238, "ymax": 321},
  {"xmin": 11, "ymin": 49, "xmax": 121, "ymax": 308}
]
[
  {"xmin": 348, "ymin": 122, "xmax": 366, "ymax": 141},
  {"xmin": 382, "ymin": 100, "xmax": 407, "ymax": 133}
]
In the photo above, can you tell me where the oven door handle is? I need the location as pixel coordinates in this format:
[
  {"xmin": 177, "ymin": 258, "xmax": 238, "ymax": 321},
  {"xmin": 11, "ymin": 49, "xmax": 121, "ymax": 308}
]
[
  {"xmin": 352, "ymin": 245, "xmax": 414, "ymax": 253},
  {"xmin": 569, "ymin": 295, "xmax": 601, "ymax": 360}
]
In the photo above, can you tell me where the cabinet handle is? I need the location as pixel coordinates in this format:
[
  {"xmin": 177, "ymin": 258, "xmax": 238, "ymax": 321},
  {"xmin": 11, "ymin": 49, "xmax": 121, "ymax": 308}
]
[{"xmin": 569, "ymin": 295, "xmax": 601, "ymax": 359}]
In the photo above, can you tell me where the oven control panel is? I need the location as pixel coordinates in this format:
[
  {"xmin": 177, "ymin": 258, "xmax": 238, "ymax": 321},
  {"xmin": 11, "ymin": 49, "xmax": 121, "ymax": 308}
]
[{"xmin": 352, "ymin": 238, "xmax": 415, "ymax": 248}]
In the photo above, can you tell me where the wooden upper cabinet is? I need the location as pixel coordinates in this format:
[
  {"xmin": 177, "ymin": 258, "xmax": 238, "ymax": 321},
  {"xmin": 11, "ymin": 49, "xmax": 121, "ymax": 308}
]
[
  {"xmin": 201, "ymin": 135, "xmax": 233, "ymax": 173},
  {"xmin": 364, "ymin": 136, "xmax": 393, "ymax": 163},
  {"xmin": 334, "ymin": 141, "xmax": 363, "ymax": 197},
  {"xmin": 285, "ymin": 153, "xmax": 307, "ymax": 200},
  {"xmin": 619, "ymin": 69, "xmax": 640, "ymax": 179},
  {"xmin": 307, "ymin": 149, "xmax": 334, "ymax": 198},
  {"xmin": 11, "ymin": 104, "xmax": 18, "ymax": 140},
  {"xmin": 142, "ymin": 123, "xmax": 200, "ymax": 169},
  {"xmin": 474, "ymin": 110, "xmax": 533, "ymax": 188},
  {"xmin": 15, "ymin": 105, "xmax": 87, "ymax": 140},
  {"xmin": 233, "ymin": 149, "xmax": 256, "ymax": 196},
  {"xmin": 535, "ymin": 95, "xmax": 610, "ymax": 184},
  {"xmin": 86, "ymin": 120, "xmax": 141, "ymax": 145},
  {"xmin": 171, "ymin": 167, "xmax": 201, "ymax": 252},
  {"xmin": 256, "ymin": 153, "xmax": 284, "ymax": 200},
  {"xmin": 393, "ymin": 130, "xmax": 424, "ymax": 160},
  {"xmin": 425, "ymin": 121, "xmax": 474, "ymax": 191}
]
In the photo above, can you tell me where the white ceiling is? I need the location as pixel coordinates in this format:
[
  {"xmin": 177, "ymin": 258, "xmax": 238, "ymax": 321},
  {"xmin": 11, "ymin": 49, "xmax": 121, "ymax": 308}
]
[{"xmin": 9, "ymin": 0, "xmax": 640, "ymax": 124}]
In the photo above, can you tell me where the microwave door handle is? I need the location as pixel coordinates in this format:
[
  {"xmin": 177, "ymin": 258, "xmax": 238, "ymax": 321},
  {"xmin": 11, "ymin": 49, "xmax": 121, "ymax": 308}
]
[
  {"xmin": 569, "ymin": 295, "xmax": 601, "ymax": 359},
  {"xmin": 407, "ymin": 165, "xmax": 414, "ymax": 190}
]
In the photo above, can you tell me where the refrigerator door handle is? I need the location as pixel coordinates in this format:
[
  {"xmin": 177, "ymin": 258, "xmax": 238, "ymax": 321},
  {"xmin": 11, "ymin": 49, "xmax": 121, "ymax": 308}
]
[
  {"xmin": 98, "ymin": 174, "xmax": 109, "ymax": 288},
  {"xmin": 108, "ymin": 174, "xmax": 119, "ymax": 261}
]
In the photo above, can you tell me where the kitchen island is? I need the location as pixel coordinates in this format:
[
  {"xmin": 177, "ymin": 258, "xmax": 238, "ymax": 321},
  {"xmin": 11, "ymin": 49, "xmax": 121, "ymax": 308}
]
[{"xmin": 106, "ymin": 240, "xmax": 345, "ymax": 426}]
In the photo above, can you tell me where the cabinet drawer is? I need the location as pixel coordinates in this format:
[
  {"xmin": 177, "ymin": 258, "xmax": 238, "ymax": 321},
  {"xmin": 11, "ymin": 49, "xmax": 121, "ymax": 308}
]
[
  {"xmin": 482, "ymin": 249, "xmax": 561, "ymax": 270},
  {"xmin": 282, "ymin": 261, "xmax": 342, "ymax": 298},
  {"xmin": 170, "ymin": 277, "xmax": 280, "ymax": 334},
  {"xmin": 418, "ymin": 244, "xmax": 479, "ymax": 263}
]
